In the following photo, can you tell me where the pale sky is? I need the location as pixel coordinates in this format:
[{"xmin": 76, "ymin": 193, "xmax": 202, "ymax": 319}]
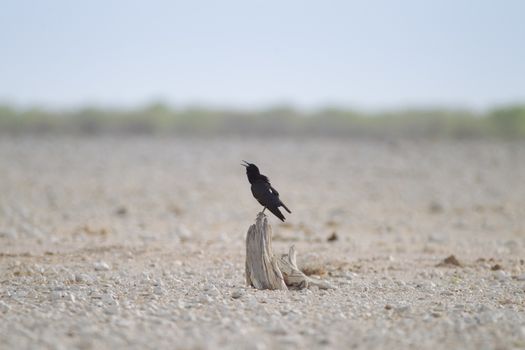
[{"xmin": 1, "ymin": 0, "xmax": 524, "ymax": 110}]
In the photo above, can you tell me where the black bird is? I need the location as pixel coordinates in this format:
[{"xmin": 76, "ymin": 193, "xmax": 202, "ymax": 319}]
[{"xmin": 242, "ymin": 160, "xmax": 291, "ymax": 222}]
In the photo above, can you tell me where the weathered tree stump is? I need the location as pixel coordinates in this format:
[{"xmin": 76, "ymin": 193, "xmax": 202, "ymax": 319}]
[{"xmin": 245, "ymin": 212, "xmax": 333, "ymax": 290}]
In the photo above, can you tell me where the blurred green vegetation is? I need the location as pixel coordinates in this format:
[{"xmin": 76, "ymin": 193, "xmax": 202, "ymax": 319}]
[{"xmin": 1, "ymin": 102, "xmax": 524, "ymax": 139}]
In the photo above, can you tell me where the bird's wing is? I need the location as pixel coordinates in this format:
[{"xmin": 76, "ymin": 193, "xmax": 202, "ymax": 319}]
[
  {"xmin": 267, "ymin": 206, "xmax": 285, "ymax": 222},
  {"xmin": 252, "ymin": 182, "xmax": 278, "ymax": 204},
  {"xmin": 270, "ymin": 185, "xmax": 291, "ymax": 213}
]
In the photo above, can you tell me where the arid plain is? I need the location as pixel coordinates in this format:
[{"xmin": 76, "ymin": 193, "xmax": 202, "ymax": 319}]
[{"xmin": 1, "ymin": 137, "xmax": 524, "ymax": 349}]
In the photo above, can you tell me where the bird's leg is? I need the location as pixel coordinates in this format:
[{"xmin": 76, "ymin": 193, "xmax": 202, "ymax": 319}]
[{"xmin": 262, "ymin": 207, "xmax": 266, "ymax": 213}]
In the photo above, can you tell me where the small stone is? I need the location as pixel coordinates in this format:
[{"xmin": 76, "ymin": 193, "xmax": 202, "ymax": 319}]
[
  {"xmin": 198, "ymin": 294, "xmax": 213, "ymax": 304},
  {"xmin": 327, "ymin": 232, "xmax": 338, "ymax": 242},
  {"xmin": 175, "ymin": 225, "xmax": 192, "ymax": 241},
  {"xmin": 51, "ymin": 291, "xmax": 63, "ymax": 301},
  {"xmin": 395, "ymin": 305, "xmax": 411, "ymax": 313},
  {"xmin": 491, "ymin": 264, "xmax": 502, "ymax": 271},
  {"xmin": 90, "ymin": 292, "xmax": 102, "ymax": 299},
  {"xmin": 436, "ymin": 255, "xmax": 462, "ymax": 267},
  {"xmin": 515, "ymin": 274, "xmax": 525, "ymax": 281},
  {"xmin": 494, "ymin": 270, "xmax": 509, "ymax": 281},
  {"xmin": 454, "ymin": 304, "xmax": 465, "ymax": 310},
  {"xmin": 429, "ymin": 201, "xmax": 444, "ymax": 214},
  {"xmin": 101, "ymin": 293, "xmax": 117, "ymax": 305},
  {"xmin": 152, "ymin": 279, "xmax": 162, "ymax": 286},
  {"xmin": 429, "ymin": 270, "xmax": 443, "ymax": 278},
  {"xmin": 53, "ymin": 284, "xmax": 66, "ymax": 291},
  {"xmin": 0, "ymin": 301, "xmax": 10, "ymax": 313},
  {"xmin": 344, "ymin": 271, "xmax": 357, "ymax": 280},
  {"xmin": 141, "ymin": 274, "xmax": 151, "ymax": 283},
  {"xmin": 318, "ymin": 338, "xmax": 330, "ymax": 346},
  {"xmin": 66, "ymin": 273, "xmax": 76, "ymax": 283},
  {"xmin": 205, "ymin": 286, "xmax": 221, "ymax": 297},
  {"xmin": 428, "ymin": 234, "xmax": 445, "ymax": 243},
  {"xmin": 94, "ymin": 261, "xmax": 110, "ymax": 271},
  {"xmin": 105, "ymin": 304, "xmax": 119, "ymax": 315},
  {"xmin": 231, "ymin": 289, "xmax": 244, "ymax": 299},
  {"xmin": 114, "ymin": 206, "xmax": 127, "ymax": 216},
  {"xmin": 68, "ymin": 293, "xmax": 76, "ymax": 303},
  {"xmin": 75, "ymin": 273, "xmax": 94, "ymax": 284},
  {"xmin": 476, "ymin": 304, "xmax": 492, "ymax": 312}
]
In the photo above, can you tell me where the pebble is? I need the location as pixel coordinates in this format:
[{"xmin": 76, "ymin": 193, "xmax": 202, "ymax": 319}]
[
  {"xmin": 66, "ymin": 273, "xmax": 76, "ymax": 283},
  {"xmin": 494, "ymin": 270, "xmax": 509, "ymax": 282},
  {"xmin": 204, "ymin": 284, "xmax": 221, "ymax": 297},
  {"xmin": 52, "ymin": 284, "xmax": 66, "ymax": 291},
  {"xmin": 105, "ymin": 304, "xmax": 119, "ymax": 315},
  {"xmin": 152, "ymin": 279, "xmax": 162, "ymax": 286},
  {"xmin": 101, "ymin": 293, "xmax": 117, "ymax": 305},
  {"xmin": 0, "ymin": 301, "xmax": 10, "ymax": 313},
  {"xmin": 345, "ymin": 271, "xmax": 358, "ymax": 280},
  {"xmin": 428, "ymin": 233, "xmax": 445, "ymax": 243},
  {"xmin": 94, "ymin": 261, "xmax": 110, "ymax": 271},
  {"xmin": 51, "ymin": 291, "xmax": 64, "ymax": 301},
  {"xmin": 453, "ymin": 304, "xmax": 465, "ymax": 311},
  {"xmin": 177, "ymin": 299, "xmax": 187, "ymax": 309},
  {"xmin": 395, "ymin": 305, "xmax": 411, "ymax": 313},
  {"xmin": 68, "ymin": 293, "xmax": 76, "ymax": 303},
  {"xmin": 198, "ymin": 295, "xmax": 213, "ymax": 304},
  {"xmin": 175, "ymin": 225, "xmax": 192, "ymax": 241},
  {"xmin": 75, "ymin": 273, "xmax": 94, "ymax": 284},
  {"xmin": 515, "ymin": 274, "xmax": 525, "ymax": 281},
  {"xmin": 231, "ymin": 289, "xmax": 245, "ymax": 299}
]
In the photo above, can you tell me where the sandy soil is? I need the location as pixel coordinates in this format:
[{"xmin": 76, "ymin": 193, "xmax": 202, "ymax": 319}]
[{"xmin": 1, "ymin": 136, "xmax": 524, "ymax": 349}]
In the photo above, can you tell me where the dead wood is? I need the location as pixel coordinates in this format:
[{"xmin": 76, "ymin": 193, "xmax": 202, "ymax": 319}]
[{"xmin": 245, "ymin": 212, "xmax": 333, "ymax": 290}]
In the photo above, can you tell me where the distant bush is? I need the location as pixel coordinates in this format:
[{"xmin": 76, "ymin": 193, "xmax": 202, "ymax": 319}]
[
  {"xmin": 1, "ymin": 102, "xmax": 524, "ymax": 139},
  {"xmin": 488, "ymin": 105, "xmax": 525, "ymax": 138}
]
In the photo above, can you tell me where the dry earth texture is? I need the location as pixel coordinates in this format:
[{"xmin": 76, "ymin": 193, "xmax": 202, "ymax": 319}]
[{"xmin": 1, "ymin": 137, "xmax": 524, "ymax": 349}]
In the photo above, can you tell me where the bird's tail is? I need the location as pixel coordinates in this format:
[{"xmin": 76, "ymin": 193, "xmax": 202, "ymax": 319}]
[
  {"xmin": 267, "ymin": 206, "xmax": 286, "ymax": 222},
  {"xmin": 281, "ymin": 202, "xmax": 291, "ymax": 214}
]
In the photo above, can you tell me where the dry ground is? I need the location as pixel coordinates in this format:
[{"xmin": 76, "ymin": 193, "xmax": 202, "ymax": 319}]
[{"xmin": 1, "ymin": 136, "xmax": 524, "ymax": 349}]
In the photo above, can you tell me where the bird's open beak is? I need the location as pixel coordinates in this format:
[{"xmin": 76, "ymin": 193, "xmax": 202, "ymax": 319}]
[{"xmin": 241, "ymin": 160, "xmax": 250, "ymax": 167}]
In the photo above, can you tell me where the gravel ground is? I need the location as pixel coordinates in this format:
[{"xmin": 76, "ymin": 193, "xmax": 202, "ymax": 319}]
[{"xmin": 1, "ymin": 136, "xmax": 524, "ymax": 349}]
